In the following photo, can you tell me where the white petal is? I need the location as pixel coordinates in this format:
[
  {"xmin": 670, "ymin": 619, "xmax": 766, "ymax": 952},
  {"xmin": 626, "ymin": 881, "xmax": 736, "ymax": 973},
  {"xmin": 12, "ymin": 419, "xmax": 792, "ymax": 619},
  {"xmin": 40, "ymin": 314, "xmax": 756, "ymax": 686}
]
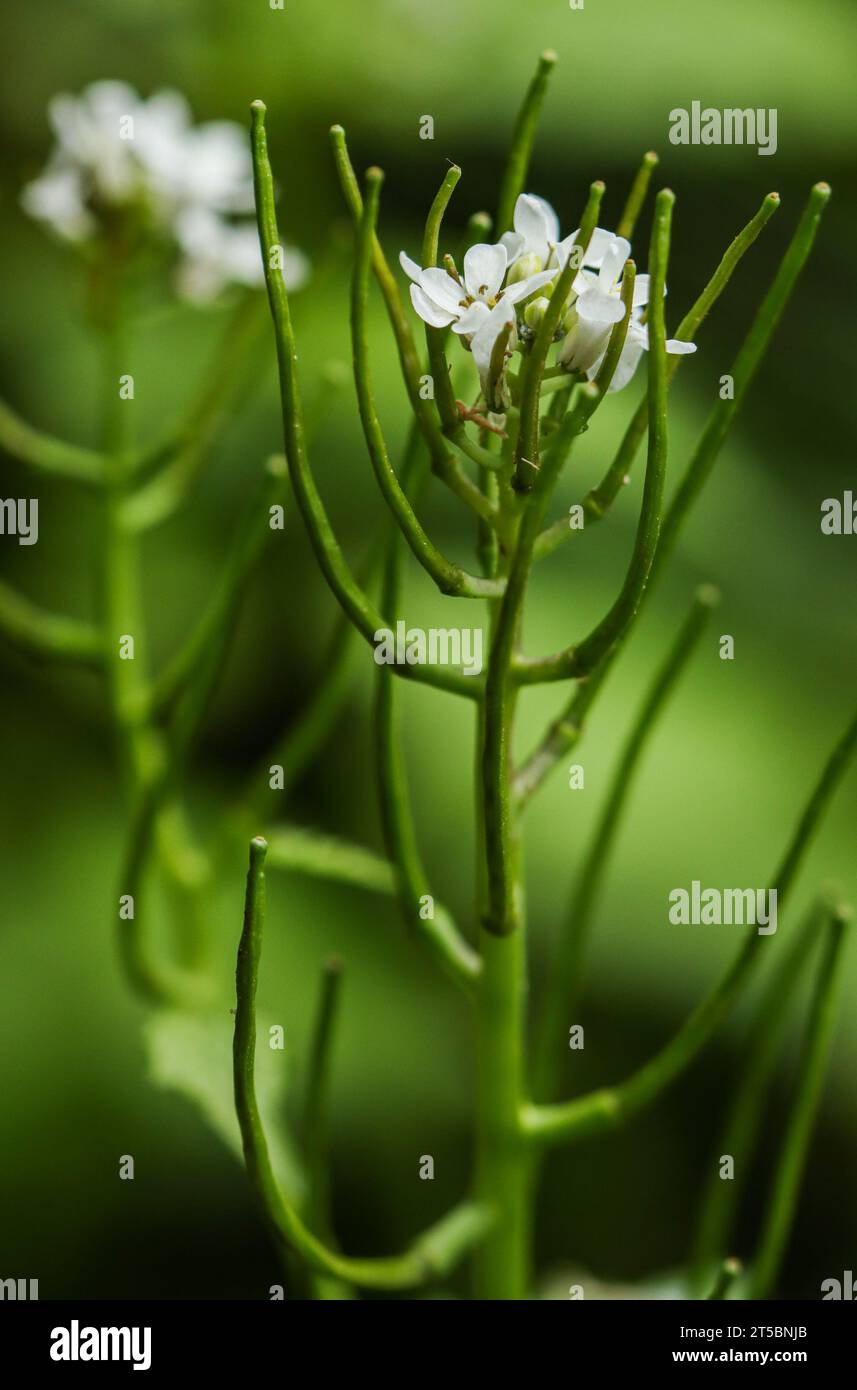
[
  {"xmin": 559, "ymin": 319, "xmax": 612, "ymax": 373},
  {"xmin": 453, "ymin": 301, "xmax": 491, "ymax": 335},
  {"xmin": 463, "ymin": 242, "xmax": 507, "ymax": 300},
  {"xmin": 410, "ymin": 283, "xmax": 456, "ymax": 328},
  {"xmin": 526, "ymin": 194, "xmax": 560, "ymax": 246},
  {"xmin": 500, "ymin": 231, "xmax": 525, "ymax": 262},
  {"xmin": 581, "ymin": 226, "xmax": 618, "ymax": 268},
  {"xmin": 571, "ymin": 268, "xmax": 599, "ymax": 296},
  {"xmin": 553, "ymin": 235, "xmax": 580, "ymax": 271},
  {"xmin": 419, "ymin": 266, "xmax": 465, "ymax": 313},
  {"xmin": 606, "ymin": 340, "xmax": 646, "ymax": 393},
  {"xmin": 631, "ymin": 273, "xmax": 651, "ymax": 308},
  {"xmin": 665, "ymin": 338, "xmax": 697, "ymax": 355},
  {"xmin": 399, "ymin": 251, "xmax": 423, "ymax": 283},
  {"xmin": 20, "ymin": 162, "xmax": 93, "ymax": 240},
  {"xmin": 598, "ymin": 236, "xmax": 631, "ymax": 291},
  {"xmin": 576, "ymin": 290, "xmax": 626, "ymax": 327},
  {"xmin": 512, "ymin": 194, "xmax": 551, "ymax": 260},
  {"xmin": 502, "ymin": 269, "xmax": 555, "ymax": 304},
  {"xmin": 471, "ymin": 301, "xmax": 516, "ymax": 377}
]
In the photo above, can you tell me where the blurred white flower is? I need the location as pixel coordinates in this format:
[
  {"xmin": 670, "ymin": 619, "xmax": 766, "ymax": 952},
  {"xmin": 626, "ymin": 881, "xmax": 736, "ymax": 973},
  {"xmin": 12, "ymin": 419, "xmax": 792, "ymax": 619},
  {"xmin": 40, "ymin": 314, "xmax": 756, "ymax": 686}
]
[
  {"xmin": 175, "ymin": 206, "xmax": 309, "ymax": 303},
  {"xmin": 21, "ymin": 80, "xmax": 307, "ymax": 303}
]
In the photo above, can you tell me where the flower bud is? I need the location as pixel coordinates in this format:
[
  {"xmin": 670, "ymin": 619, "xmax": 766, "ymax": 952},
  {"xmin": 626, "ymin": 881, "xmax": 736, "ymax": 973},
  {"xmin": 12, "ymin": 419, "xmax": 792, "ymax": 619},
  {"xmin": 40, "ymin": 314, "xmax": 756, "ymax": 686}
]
[
  {"xmin": 561, "ymin": 303, "xmax": 580, "ymax": 335},
  {"xmin": 524, "ymin": 296, "xmax": 551, "ymax": 331},
  {"xmin": 506, "ymin": 251, "xmax": 543, "ymax": 286}
]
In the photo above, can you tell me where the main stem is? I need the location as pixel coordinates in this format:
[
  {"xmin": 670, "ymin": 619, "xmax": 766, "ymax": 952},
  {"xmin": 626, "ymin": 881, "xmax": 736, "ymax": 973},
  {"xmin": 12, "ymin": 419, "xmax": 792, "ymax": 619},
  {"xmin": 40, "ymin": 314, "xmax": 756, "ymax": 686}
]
[{"xmin": 473, "ymin": 586, "xmax": 530, "ymax": 1300}]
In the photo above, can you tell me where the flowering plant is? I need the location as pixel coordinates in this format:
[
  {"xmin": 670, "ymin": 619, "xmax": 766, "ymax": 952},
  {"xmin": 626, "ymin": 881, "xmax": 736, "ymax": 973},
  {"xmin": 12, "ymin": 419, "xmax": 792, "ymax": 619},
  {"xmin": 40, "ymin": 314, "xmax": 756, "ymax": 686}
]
[{"xmin": 1, "ymin": 52, "xmax": 850, "ymax": 1302}]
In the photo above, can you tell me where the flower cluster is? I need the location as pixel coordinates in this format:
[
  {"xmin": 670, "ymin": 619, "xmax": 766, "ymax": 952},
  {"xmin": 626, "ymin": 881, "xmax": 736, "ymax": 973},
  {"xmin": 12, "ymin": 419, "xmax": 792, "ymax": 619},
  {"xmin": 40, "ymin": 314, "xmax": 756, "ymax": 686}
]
[
  {"xmin": 402, "ymin": 192, "xmax": 694, "ymax": 400},
  {"xmin": 21, "ymin": 81, "xmax": 308, "ymax": 303}
]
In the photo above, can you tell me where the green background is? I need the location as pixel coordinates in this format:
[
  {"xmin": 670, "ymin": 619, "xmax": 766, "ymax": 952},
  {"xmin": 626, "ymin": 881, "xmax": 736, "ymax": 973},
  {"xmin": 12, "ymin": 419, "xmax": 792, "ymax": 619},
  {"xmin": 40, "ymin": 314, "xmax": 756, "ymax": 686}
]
[{"xmin": 1, "ymin": 0, "xmax": 855, "ymax": 1298}]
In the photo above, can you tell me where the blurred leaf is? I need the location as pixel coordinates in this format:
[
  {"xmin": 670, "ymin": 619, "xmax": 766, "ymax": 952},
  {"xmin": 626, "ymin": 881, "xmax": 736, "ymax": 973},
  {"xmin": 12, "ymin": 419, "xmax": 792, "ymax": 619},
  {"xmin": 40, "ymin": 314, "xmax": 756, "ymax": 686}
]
[
  {"xmin": 265, "ymin": 826, "xmax": 395, "ymax": 896},
  {"xmin": 144, "ymin": 1008, "xmax": 305, "ymax": 1201}
]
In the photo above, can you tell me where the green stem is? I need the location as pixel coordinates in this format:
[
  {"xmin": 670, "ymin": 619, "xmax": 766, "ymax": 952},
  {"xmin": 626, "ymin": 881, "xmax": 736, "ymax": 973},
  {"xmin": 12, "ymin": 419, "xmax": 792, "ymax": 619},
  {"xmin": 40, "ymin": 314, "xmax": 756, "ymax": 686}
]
[
  {"xmin": 482, "ymin": 273, "xmax": 636, "ymax": 936},
  {"xmin": 0, "ymin": 580, "xmax": 104, "ymax": 666},
  {"xmin": 472, "ymin": 925, "xmax": 530, "ymax": 1298},
  {"xmin": 0, "ymin": 397, "xmax": 105, "ymax": 484},
  {"xmin": 616, "ymin": 151, "xmax": 659, "ymax": 240},
  {"xmin": 654, "ymin": 183, "xmax": 831, "ymax": 577},
  {"xmin": 329, "ymin": 124, "xmax": 498, "ymax": 528},
  {"xmin": 689, "ymin": 898, "xmax": 824, "ymax": 1291},
  {"xmin": 749, "ymin": 901, "xmax": 850, "ymax": 1298},
  {"xmin": 520, "ymin": 700, "xmax": 857, "ymax": 1146},
  {"xmin": 514, "ymin": 190, "xmax": 674, "ymax": 685},
  {"xmin": 233, "ymin": 837, "xmax": 494, "ymax": 1290},
  {"xmin": 302, "ymin": 955, "xmax": 345, "ymax": 1239},
  {"xmin": 250, "ymin": 102, "xmax": 483, "ymax": 700},
  {"xmin": 421, "ymin": 165, "xmax": 462, "ymax": 430},
  {"xmin": 496, "ymin": 50, "xmax": 558, "ymax": 234},
  {"xmin": 123, "ymin": 292, "xmax": 269, "ymax": 531},
  {"xmin": 517, "ymin": 185, "xmax": 815, "ymax": 797},
  {"xmin": 353, "ymin": 169, "xmax": 502, "ymax": 599},
  {"xmin": 373, "ymin": 456, "xmax": 483, "ymax": 989},
  {"xmin": 533, "ymin": 190, "xmax": 780, "ymax": 558},
  {"xmin": 707, "ymin": 1258, "xmax": 742, "ymax": 1301},
  {"xmin": 513, "ymin": 180, "xmax": 605, "ymax": 491},
  {"xmin": 531, "ymin": 584, "xmax": 718, "ymax": 1103},
  {"xmin": 145, "ymin": 456, "xmax": 286, "ymax": 719}
]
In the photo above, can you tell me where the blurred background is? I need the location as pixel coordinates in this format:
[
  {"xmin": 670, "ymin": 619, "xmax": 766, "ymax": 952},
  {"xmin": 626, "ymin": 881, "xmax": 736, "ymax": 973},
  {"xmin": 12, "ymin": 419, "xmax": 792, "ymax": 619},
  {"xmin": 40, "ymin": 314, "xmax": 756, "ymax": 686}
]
[{"xmin": 1, "ymin": 0, "xmax": 855, "ymax": 1299}]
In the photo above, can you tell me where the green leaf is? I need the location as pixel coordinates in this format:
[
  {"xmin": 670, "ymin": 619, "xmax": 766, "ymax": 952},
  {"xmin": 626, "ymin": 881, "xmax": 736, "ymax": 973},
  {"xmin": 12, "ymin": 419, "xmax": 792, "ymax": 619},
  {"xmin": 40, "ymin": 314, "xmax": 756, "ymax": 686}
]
[{"xmin": 144, "ymin": 1008, "xmax": 305, "ymax": 1201}]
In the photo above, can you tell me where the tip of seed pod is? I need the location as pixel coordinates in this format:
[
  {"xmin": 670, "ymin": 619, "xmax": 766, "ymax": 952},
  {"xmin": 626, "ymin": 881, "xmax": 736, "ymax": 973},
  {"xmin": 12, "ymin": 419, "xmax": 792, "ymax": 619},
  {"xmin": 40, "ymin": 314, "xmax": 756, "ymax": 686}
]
[
  {"xmin": 696, "ymin": 582, "xmax": 721, "ymax": 608},
  {"xmin": 266, "ymin": 453, "xmax": 287, "ymax": 477},
  {"xmin": 541, "ymin": 49, "xmax": 558, "ymax": 65},
  {"xmin": 592, "ymin": 179, "xmax": 605, "ymax": 190},
  {"xmin": 250, "ymin": 835, "xmax": 268, "ymax": 861},
  {"xmin": 766, "ymin": 192, "xmax": 781, "ymax": 202},
  {"xmin": 724, "ymin": 1257, "xmax": 743, "ymax": 1275},
  {"xmin": 330, "ymin": 123, "xmax": 344, "ymax": 137},
  {"xmin": 250, "ymin": 99, "xmax": 266, "ymax": 113},
  {"xmin": 367, "ymin": 165, "xmax": 384, "ymax": 182},
  {"xmin": 813, "ymin": 180, "xmax": 832, "ymax": 197},
  {"xmin": 644, "ymin": 150, "xmax": 659, "ymax": 165}
]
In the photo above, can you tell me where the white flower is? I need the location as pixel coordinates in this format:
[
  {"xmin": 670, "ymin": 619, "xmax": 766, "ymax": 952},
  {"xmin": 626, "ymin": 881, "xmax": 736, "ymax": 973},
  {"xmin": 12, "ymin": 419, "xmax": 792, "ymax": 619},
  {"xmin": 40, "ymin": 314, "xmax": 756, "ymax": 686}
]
[
  {"xmin": 175, "ymin": 207, "xmax": 309, "ymax": 303},
  {"xmin": 500, "ymin": 192, "xmax": 616, "ymax": 275},
  {"xmin": 21, "ymin": 81, "xmax": 306, "ymax": 304},
  {"xmin": 400, "ymin": 242, "xmax": 553, "ymax": 333},
  {"xmin": 559, "ymin": 234, "xmax": 696, "ymax": 389},
  {"xmin": 587, "ymin": 307, "xmax": 697, "ymax": 393},
  {"xmin": 560, "ymin": 234, "xmax": 650, "ymax": 375},
  {"xmin": 469, "ymin": 298, "xmax": 518, "ymax": 402},
  {"xmin": 20, "ymin": 163, "xmax": 95, "ymax": 241}
]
